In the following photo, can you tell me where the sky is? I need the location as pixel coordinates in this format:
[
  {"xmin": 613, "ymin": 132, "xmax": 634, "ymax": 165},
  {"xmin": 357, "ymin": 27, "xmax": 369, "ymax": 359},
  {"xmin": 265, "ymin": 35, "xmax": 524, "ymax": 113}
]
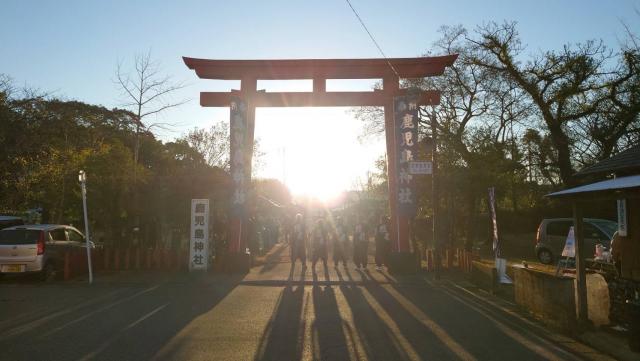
[{"xmin": 2, "ymin": 0, "xmax": 639, "ymax": 199}]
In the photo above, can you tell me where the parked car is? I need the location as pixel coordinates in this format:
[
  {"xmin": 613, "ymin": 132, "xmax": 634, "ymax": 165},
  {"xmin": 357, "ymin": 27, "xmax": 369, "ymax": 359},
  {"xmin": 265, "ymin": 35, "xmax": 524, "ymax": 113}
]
[
  {"xmin": 535, "ymin": 218, "xmax": 617, "ymax": 264},
  {"xmin": 0, "ymin": 224, "xmax": 93, "ymax": 281},
  {"xmin": 0, "ymin": 216, "xmax": 24, "ymax": 230}
]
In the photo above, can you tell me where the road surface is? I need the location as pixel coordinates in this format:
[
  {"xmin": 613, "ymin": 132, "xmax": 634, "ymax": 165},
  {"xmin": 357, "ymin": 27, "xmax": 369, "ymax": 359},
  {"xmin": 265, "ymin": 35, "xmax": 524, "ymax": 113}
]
[{"xmin": 0, "ymin": 245, "xmax": 613, "ymax": 360}]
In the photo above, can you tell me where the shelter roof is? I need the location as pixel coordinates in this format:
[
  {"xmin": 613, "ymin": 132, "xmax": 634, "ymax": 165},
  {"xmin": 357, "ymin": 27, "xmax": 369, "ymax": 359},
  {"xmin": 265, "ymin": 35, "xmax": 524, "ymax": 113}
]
[
  {"xmin": 575, "ymin": 145, "xmax": 640, "ymax": 177},
  {"xmin": 547, "ymin": 175, "xmax": 640, "ymax": 199}
]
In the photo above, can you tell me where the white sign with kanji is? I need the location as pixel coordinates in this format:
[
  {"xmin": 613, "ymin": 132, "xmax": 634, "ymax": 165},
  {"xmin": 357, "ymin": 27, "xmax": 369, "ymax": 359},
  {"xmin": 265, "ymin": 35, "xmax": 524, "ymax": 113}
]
[
  {"xmin": 617, "ymin": 199, "xmax": 627, "ymax": 236},
  {"xmin": 190, "ymin": 199, "xmax": 209, "ymax": 271}
]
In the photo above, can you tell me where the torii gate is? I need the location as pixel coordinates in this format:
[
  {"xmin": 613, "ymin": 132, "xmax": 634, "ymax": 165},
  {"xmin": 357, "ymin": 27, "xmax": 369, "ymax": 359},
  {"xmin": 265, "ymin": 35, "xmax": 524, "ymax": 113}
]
[{"xmin": 183, "ymin": 55, "xmax": 457, "ymax": 272}]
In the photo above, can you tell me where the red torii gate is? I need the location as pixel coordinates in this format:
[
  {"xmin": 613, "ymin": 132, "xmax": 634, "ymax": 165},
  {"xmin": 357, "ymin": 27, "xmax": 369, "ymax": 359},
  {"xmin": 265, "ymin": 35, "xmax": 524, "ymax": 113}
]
[{"xmin": 183, "ymin": 55, "xmax": 457, "ymax": 271}]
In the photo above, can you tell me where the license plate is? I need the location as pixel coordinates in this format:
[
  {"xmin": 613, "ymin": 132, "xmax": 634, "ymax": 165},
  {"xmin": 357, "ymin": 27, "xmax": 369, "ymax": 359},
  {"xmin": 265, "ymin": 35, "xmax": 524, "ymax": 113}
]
[{"xmin": 1, "ymin": 264, "xmax": 25, "ymax": 273}]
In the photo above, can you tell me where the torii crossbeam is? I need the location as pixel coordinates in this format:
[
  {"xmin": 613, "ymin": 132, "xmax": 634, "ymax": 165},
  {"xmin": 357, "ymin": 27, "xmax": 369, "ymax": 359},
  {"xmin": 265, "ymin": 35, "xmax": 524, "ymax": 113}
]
[{"xmin": 184, "ymin": 55, "xmax": 457, "ymax": 272}]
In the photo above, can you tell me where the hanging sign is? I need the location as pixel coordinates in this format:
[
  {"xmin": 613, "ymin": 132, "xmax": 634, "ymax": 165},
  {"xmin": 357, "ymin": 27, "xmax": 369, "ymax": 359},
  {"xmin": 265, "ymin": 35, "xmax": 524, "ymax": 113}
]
[
  {"xmin": 230, "ymin": 97, "xmax": 250, "ymax": 216},
  {"xmin": 617, "ymin": 199, "xmax": 627, "ymax": 237},
  {"xmin": 394, "ymin": 96, "xmax": 419, "ymax": 216},
  {"xmin": 190, "ymin": 199, "xmax": 209, "ymax": 271}
]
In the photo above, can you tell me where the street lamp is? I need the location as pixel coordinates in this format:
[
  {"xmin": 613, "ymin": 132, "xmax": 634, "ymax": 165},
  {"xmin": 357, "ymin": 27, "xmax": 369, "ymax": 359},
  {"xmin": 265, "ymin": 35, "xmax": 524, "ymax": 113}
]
[{"xmin": 79, "ymin": 170, "xmax": 93, "ymax": 284}]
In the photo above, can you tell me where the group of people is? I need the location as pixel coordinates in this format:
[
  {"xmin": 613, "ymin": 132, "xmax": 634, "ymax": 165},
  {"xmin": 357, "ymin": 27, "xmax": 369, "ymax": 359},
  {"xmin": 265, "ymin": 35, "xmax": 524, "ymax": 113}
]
[{"xmin": 289, "ymin": 214, "xmax": 391, "ymax": 271}]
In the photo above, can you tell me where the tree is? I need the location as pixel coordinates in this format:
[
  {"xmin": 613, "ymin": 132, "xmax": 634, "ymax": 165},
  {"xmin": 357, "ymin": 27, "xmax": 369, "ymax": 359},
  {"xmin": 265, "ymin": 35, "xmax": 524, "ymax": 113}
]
[
  {"xmin": 0, "ymin": 77, "xmax": 231, "ymax": 246},
  {"xmin": 115, "ymin": 51, "xmax": 188, "ymax": 182},
  {"xmin": 468, "ymin": 21, "xmax": 640, "ymax": 185},
  {"xmin": 181, "ymin": 122, "xmax": 231, "ymax": 170},
  {"xmin": 180, "ymin": 122, "xmax": 265, "ymax": 173}
]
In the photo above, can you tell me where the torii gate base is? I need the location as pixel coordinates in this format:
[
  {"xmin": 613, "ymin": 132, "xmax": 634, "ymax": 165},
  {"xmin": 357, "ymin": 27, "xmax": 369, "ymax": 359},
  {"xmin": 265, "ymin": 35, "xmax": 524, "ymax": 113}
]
[{"xmin": 184, "ymin": 56, "xmax": 457, "ymax": 273}]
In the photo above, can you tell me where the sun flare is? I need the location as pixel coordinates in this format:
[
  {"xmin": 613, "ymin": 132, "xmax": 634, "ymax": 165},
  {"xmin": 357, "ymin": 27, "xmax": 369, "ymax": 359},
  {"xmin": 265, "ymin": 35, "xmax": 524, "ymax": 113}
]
[
  {"xmin": 287, "ymin": 172, "xmax": 345, "ymax": 202},
  {"xmin": 253, "ymin": 107, "xmax": 385, "ymax": 203}
]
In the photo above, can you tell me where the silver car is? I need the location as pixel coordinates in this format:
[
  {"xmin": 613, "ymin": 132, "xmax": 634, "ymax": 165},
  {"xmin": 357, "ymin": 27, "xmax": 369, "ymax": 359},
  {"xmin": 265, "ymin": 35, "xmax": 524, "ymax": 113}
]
[
  {"xmin": 0, "ymin": 224, "xmax": 90, "ymax": 281},
  {"xmin": 534, "ymin": 218, "xmax": 617, "ymax": 264}
]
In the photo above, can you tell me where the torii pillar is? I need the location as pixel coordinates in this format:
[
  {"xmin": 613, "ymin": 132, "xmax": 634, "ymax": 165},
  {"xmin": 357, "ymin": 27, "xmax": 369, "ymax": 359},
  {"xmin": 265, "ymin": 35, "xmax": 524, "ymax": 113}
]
[{"xmin": 184, "ymin": 56, "xmax": 457, "ymax": 272}]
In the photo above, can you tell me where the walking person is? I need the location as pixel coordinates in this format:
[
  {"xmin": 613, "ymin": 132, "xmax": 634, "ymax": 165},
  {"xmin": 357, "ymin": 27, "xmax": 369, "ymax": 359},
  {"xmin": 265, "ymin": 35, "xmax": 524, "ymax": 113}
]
[
  {"xmin": 283, "ymin": 213, "xmax": 293, "ymax": 245},
  {"xmin": 291, "ymin": 213, "xmax": 307, "ymax": 267},
  {"xmin": 353, "ymin": 216, "xmax": 368, "ymax": 270},
  {"xmin": 311, "ymin": 219, "xmax": 329, "ymax": 270},
  {"xmin": 333, "ymin": 217, "xmax": 349, "ymax": 268},
  {"xmin": 375, "ymin": 215, "xmax": 391, "ymax": 271}
]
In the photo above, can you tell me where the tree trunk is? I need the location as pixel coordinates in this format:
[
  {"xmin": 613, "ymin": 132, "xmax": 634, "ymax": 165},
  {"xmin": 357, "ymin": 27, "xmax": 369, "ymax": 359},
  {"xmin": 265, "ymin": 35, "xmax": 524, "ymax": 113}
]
[{"xmin": 546, "ymin": 119, "xmax": 575, "ymax": 186}]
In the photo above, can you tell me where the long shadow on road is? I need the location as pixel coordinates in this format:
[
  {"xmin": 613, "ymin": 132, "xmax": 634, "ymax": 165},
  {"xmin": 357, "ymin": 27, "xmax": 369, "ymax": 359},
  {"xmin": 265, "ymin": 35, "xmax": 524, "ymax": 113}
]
[
  {"xmin": 311, "ymin": 283, "xmax": 351, "ymax": 361},
  {"xmin": 368, "ymin": 270, "xmax": 584, "ymax": 361},
  {"xmin": 254, "ymin": 267, "xmax": 307, "ymax": 361},
  {"xmin": 337, "ymin": 268, "xmax": 413, "ymax": 361},
  {"xmin": 0, "ymin": 273, "xmax": 245, "ymax": 361}
]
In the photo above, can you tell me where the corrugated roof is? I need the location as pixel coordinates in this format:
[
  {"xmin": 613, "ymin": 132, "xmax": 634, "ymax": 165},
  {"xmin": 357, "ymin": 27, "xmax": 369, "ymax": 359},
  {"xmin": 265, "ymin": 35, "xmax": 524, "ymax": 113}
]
[
  {"xmin": 576, "ymin": 145, "xmax": 640, "ymax": 176},
  {"xmin": 547, "ymin": 174, "xmax": 640, "ymax": 197}
]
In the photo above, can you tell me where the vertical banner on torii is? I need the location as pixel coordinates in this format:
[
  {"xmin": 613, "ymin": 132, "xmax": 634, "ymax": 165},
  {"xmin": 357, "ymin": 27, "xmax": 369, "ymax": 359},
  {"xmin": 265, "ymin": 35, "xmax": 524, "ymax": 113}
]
[
  {"xmin": 230, "ymin": 97, "xmax": 250, "ymax": 252},
  {"xmin": 394, "ymin": 96, "xmax": 418, "ymax": 217}
]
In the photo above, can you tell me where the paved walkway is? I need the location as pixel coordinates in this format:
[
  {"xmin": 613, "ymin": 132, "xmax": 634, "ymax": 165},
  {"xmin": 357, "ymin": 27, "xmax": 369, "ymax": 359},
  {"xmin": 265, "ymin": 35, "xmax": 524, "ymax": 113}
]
[{"xmin": 0, "ymin": 244, "xmax": 616, "ymax": 360}]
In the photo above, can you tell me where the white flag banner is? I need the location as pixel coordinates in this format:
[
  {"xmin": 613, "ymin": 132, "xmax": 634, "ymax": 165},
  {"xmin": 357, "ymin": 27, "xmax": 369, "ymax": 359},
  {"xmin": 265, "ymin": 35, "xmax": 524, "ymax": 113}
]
[
  {"xmin": 561, "ymin": 226, "xmax": 576, "ymax": 258},
  {"xmin": 489, "ymin": 187, "xmax": 511, "ymax": 283}
]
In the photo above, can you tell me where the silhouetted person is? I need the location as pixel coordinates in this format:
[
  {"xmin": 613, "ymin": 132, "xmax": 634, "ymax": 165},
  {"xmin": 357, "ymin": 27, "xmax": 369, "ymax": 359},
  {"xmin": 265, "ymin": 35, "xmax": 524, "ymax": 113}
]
[
  {"xmin": 283, "ymin": 213, "xmax": 293, "ymax": 245},
  {"xmin": 291, "ymin": 213, "xmax": 307, "ymax": 267},
  {"xmin": 375, "ymin": 215, "xmax": 391, "ymax": 271},
  {"xmin": 353, "ymin": 216, "xmax": 368, "ymax": 270},
  {"xmin": 333, "ymin": 217, "xmax": 349, "ymax": 268},
  {"xmin": 311, "ymin": 219, "xmax": 329, "ymax": 270}
]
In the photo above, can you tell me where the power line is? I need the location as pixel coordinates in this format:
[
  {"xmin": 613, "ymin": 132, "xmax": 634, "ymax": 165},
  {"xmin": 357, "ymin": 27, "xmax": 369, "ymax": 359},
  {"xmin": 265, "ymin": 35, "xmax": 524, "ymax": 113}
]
[{"xmin": 344, "ymin": 0, "xmax": 401, "ymax": 80}]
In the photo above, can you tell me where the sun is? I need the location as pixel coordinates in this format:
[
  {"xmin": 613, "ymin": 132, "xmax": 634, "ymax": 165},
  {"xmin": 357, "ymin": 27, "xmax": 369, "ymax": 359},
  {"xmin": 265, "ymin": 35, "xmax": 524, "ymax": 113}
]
[
  {"xmin": 253, "ymin": 107, "xmax": 387, "ymax": 204},
  {"xmin": 287, "ymin": 172, "xmax": 344, "ymax": 202}
]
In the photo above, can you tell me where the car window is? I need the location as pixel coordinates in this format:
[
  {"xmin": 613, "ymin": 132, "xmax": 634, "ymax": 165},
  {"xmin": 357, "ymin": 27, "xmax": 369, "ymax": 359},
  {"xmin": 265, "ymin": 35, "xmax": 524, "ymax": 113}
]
[
  {"xmin": 0, "ymin": 219, "xmax": 24, "ymax": 230},
  {"xmin": 584, "ymin": 223, "xmax": 606, "ymax": 239},
  {"xmin": 0, "ymin": 230, "xmax": 40, "ymax": 245},
  {"xmin": 546, "ymin": 221, "xmax": 573, "ymax": 237},
  {"xmin": 50, "ymin": 228, "xmax": 67, "ymax": 241},
  {"xmin": 591, "ymin": 220, "xmax": 617, "ymax": 239},
  {"xmin": 67, "ymin": 229, "xmax": 84, "ymax": 243}
]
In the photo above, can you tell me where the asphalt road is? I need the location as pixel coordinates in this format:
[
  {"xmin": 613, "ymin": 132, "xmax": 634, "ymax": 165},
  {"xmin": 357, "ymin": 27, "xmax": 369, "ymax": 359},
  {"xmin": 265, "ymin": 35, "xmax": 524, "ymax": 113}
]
[{"xmin": 0, "ymin": 245, "xmax": 614, "ymax": 361}]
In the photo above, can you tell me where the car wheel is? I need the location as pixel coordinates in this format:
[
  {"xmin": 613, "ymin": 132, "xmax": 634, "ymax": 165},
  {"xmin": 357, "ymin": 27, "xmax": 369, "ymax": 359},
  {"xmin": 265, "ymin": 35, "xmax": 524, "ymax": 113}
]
[
  {"xmin": 39, "ymin": 262, "xmax": 57, "ymax": 282},
  {"xmin": 537, "ymin": 249, "xmax": 553, "ymax": 265}
]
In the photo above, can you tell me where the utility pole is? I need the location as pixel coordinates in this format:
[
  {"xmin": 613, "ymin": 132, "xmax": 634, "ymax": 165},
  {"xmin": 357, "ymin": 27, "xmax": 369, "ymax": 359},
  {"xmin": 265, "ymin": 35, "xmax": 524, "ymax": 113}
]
[{"xmin": 78, "ymin": 170, "xmax": 93, "ymax": 285}]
